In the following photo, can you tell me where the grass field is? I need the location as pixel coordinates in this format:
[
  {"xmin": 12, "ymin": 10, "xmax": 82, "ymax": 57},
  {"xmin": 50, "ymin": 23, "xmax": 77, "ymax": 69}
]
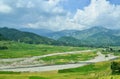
[
  {"xmin": 0, "ymin": 41, "xmax": 120, "ymax": 79},
  {"xmin": 38, "ymin": 51, "xmax": 97, "ymax": 65},
  {"xmin": 0, "ymin": 41, "xmax": 92, "ymax": 58},
  {"xmin": 0, "ymin": 59, "xmax": 119, "ymax": 79}
]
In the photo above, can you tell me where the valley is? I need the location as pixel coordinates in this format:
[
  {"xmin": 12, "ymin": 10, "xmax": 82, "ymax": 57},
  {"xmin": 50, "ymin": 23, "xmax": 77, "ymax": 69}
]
[
  {"xmin": 0, "ymin": 27, "xmax": 120, "ymax": 79},
  {"xmin": 0, "ymin": 0, "xmax": 120, "ymax": 78},
  {"xmin": 0, "ymin": 40, "xmax": 120, "ymax": 79}
]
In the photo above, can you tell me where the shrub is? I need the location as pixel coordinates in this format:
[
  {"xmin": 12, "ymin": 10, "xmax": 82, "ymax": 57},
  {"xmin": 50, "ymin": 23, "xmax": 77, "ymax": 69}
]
[
  {"xmin": 0, "ymin": 46, "xmax": 8, "ymax": 50},
  {"xmin": 111, "ymin": 61, "xmax": 120, "ymax": 74}
]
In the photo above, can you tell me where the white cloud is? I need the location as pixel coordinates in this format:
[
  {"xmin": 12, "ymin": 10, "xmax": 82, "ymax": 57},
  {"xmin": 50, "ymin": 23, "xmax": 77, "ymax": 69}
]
[
  {"xmin": 27, "ymin": 0, "xmax": 120, "ymax": 30},
  {"xmin": 26, "ymin": 13, "xmax": 85, "ymax": 31},
  {"xmin": 0, "ymin": 1, "xmax": 12, "ymax": 13},
  {"xmin": 73, "ymin": 0, "xmax": 120, "ymax": 29},
  {"xmin": 0, "ymin": 0, "xmax": 120, "ymax": 30}
]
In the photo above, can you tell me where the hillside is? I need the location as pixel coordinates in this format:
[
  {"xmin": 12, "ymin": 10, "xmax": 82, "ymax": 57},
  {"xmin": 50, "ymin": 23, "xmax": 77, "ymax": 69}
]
[
  {"xmin": 58, "ymin": 36, "xmax": 83, "ymax": 46},
  {"xmin": 47, "ymin": 30, "xmax": 79, "ymax": 40},
  {"xmin": 57, "ymin": 27, "xmax": 120, "ymax": 47},
  {"xmin": 49, "ymin": 27, "xmax": 120, "ymax": 39},
  {"xmin": 1, "ymin": 27, "xmax": 120, "ymax": 47},
  {"xmin": 0, "ymin": 27, "xmax": 63, "ymax": 45},
  {"xmin": 0, "ymin": 34, "xmax": 7, "ymax": 41}
]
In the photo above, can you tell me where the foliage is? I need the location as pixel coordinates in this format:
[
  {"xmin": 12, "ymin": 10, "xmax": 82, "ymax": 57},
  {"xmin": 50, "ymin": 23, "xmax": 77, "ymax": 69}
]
[
  {"xmin": 0, "ymin": 34, "xmax": 7, "ymax": 41},
  {"xmin": 111, "ymin": 61, "xmax": 120, "ymax": 74},
  {"xmin": 0, "ymin": 46, "xmax": 8, "ymax": 50}
]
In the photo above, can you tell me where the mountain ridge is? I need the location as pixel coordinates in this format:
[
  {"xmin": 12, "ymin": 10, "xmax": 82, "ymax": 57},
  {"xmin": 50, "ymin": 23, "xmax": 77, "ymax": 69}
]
[
  {"xmin": 0, "ymin": 27, "xmax": 65, "ymax": 45},
  {"xmin": 56, "ymin": 27, "xmax": 120, "ymax": 47}
]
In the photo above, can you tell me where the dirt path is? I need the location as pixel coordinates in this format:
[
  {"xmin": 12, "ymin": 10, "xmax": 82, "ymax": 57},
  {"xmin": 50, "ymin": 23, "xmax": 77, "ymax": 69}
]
[
  {"xmin": 0, "ymin": 50, "xmax": 92, "ymax": 62},
  {"xmin": 0, "ymin": 52, "xmax": 118, "ymax": 72},
  {"xmin": 0, "ymin": 50, "xmax": 93, "ymax": 67}
]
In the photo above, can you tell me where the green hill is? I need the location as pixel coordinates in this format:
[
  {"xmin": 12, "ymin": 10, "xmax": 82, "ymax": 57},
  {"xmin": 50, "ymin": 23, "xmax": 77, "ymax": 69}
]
[
  {"xmin": 58, "ymin": 36, "xmax": 83, "ymax": 46},
  {"xmin": 0, "ymin": 27, "xmax": 64, "ymax": 45},
  {"xmin": 57, "ymin": 27, "xmax": 120, "ymax": 47},
  {"xmin": 0, "ymin": 33, "xmax": 7, "ymax": 41}
]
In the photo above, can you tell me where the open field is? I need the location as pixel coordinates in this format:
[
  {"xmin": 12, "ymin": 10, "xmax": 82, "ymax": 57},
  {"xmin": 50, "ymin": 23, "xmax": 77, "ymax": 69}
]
[
  {"xmin": 0, "ymin": 41, "xmax": 93, "ymax": 58},
  {"xmin": 0, "ymin": 41, "xmax": 120, "ymax": 79},
  {"xmin": 38, "ymin": 51, "xmax": 97, "ymax": 65},
  {"xmin": 0, "ymin": 59, "xmax": 120, "ymax": 79}
]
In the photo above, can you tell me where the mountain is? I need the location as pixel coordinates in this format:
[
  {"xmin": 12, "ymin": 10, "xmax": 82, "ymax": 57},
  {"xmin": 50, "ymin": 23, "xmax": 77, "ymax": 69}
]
[
  {"xmin": 0, "ymin": 33, "xmax": 7, "ymax": 41},
  {"xmin": 57, "ymin": 27, "xmax": 120, "ymax": 47},
  {"xmin": 0, "ymin": 27, "xmax": 64, "ymax": 45},
  {"xmin": 49, "ymin": 27, "xmax": 120, "ymax": 39},
  {"xmin": 47, "ymin": 30, "xmax": 79, "ymax": 40},
  {"xmin": 58, "ymin": 36, "xmax": 82, "ymax": 46},
  {"xmin": 20, "ymin": 28, "xmax": 53, "ymax": 36},
  {"xmin": 1, "ymin": 27, "xmax": 120, "ymax": 47}
]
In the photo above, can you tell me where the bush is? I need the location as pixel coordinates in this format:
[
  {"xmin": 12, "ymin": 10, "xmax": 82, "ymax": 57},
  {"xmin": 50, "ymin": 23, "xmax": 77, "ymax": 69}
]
[
  {"xmin": 0, "ymin": 46, "xmax": 8, "ymax": 50},
  {"xmin": 111, "ymin": 61, "xmax": 120, "ymax": 74}
]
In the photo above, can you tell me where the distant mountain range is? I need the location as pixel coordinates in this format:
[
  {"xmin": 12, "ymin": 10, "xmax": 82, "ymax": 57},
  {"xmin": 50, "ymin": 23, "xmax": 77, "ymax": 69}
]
[
  {"xmin": 0, "ymin": 27, "xmax": 65, "ymax": 45},
  {"xmin": 1, "ymin": 27, "xmax": 120, "ymax": 47},
  {"xmin": 47, "ymin": 30, "xmax": 79, "ymax": 40},
  {"xmin": 56, "ymin": 27, "xmax": 120, "ymax": 47},
  {"xmin": 20, "ymin": 28, "xmax": 53, "ymax": 36},
  {"xmin": 47, "ymin": 27, "xmax": 120, "ymax": 39}
]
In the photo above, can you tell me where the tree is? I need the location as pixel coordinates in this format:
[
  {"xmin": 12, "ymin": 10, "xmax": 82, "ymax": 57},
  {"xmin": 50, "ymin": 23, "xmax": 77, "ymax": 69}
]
[{"xmin": 111, "ymin": 61, "xmax": 120, "ymax": 74}]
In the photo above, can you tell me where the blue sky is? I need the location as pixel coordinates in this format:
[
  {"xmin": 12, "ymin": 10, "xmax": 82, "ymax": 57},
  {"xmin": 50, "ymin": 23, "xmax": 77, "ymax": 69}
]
[
  {"xmin": 109, "ymin": 0, "xmax": 120, "ymax": 5},
  {"xmin": 59, "ymin": 0, "xmax": 90, "ymax": 12},
  {"xmin": 60, "ymin": 0, "xmax": 120, "ymax": 12},
  {"xmin": 0, "ymin": 0, "xmax": 120, "ymax": 30}
]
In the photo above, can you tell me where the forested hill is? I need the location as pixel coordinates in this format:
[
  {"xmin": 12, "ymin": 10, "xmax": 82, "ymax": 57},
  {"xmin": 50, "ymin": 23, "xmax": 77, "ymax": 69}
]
[
  {"xmin": 57, "ymin": 27, "xmax": 120, "ymax": 47},
  {"xmin": 0, "ymin": 27, "xmax": 65, "ymax": 45},
  {"xmin": 0, "ymin": 33, "xmax": 7, "ymax": 41}
]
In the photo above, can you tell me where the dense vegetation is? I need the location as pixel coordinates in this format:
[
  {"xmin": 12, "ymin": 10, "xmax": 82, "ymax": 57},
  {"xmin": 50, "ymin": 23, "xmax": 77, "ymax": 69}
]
[
  {"xmin": 111, "ymin": 61, "xmax": 120, "ymax": 74},
  {"xmin": 0, "ymin": 34, "xmax": 7, "ymax": 41}
]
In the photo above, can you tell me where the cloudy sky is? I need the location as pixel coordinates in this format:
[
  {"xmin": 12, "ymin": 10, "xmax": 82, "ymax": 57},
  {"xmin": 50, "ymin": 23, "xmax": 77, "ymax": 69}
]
[{"xmin": 0, "ymin": 0, "xmax": 120, "ymax": 31}]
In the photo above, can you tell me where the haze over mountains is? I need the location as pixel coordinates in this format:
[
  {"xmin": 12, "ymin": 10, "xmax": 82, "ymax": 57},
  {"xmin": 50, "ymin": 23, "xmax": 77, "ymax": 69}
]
[
  {"xmin": 20, "ymin": 27, "xmax": 120, "ymax": 47},
  {"xmin": 20, "ymin": 28, "xmax": 53, "ymax": 36},
  {"xmin": 51, "ymin": 27, "xmax": 120, "ymax": 47},
  {"xmin": 0, "ymin": 27, "xmax": 120, "ymax": 47}
]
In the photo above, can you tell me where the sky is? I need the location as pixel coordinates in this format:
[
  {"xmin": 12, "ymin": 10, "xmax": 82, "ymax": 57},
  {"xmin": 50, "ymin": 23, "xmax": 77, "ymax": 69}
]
[{"xmin": 0, "ymin": 0, "xmax": 120, "ymax": 31}]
